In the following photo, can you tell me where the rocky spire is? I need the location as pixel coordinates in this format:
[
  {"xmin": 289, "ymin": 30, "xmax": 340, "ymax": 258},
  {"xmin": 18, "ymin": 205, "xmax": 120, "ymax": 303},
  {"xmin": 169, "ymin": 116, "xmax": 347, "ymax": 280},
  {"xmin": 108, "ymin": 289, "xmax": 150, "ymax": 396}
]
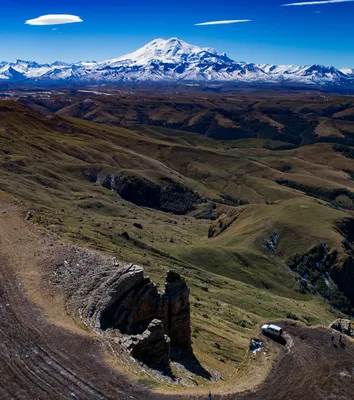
[
  {"xmin": 96, "ymin": 267, "xmax": 192, "ymax": 371},
  {"xmin": 164, "ymin": 271, "xmax": 192, "ymax": 351}
]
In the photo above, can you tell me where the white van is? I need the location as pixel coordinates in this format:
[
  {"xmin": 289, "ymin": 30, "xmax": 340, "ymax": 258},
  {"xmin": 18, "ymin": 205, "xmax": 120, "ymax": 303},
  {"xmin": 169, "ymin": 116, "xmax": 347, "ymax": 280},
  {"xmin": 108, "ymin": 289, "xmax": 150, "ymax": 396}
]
[{"xmin": 261, "ymin": 324, "xmax": 283, "ymax": 338}]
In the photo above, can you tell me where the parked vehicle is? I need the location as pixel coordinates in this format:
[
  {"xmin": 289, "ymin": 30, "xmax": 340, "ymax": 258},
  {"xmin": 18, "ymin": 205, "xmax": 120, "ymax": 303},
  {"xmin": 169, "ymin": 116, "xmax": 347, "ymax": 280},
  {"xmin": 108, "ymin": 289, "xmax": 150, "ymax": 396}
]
[{"xmin": 261, "ymin": 324, "xmax": 283, "ymax": 338}]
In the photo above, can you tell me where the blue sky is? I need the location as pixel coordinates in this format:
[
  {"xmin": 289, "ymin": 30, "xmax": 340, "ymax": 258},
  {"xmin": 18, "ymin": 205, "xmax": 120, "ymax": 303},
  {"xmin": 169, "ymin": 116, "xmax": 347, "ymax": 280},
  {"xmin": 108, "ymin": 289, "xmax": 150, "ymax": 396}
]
[{"xmin": 1, "ymin": 0, "xmax": 354, "ymax": 67}]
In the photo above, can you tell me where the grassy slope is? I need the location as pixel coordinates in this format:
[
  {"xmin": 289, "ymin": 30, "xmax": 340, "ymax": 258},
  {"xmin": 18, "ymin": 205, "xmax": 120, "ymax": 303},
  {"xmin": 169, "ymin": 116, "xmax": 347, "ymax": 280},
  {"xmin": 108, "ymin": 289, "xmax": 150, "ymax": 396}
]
[
  {"xmin": 167, "ymin": 197, "xmax": 346, "ymax": 294},
  {"xmin": 22, "ymin": 91, "xmax": 354, "ymax": 147},
  {"xmin": 0, "ymin": 100, "xmax": 352, "ymax": 385}
]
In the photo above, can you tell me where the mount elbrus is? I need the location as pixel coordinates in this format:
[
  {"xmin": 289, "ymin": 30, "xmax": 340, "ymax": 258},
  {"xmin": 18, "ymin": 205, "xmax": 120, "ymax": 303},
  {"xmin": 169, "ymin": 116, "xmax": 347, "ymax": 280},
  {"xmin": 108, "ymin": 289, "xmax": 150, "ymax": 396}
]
[{"xmin": 1, "ymin": 37, "xmax": 354, "ymax": 89}]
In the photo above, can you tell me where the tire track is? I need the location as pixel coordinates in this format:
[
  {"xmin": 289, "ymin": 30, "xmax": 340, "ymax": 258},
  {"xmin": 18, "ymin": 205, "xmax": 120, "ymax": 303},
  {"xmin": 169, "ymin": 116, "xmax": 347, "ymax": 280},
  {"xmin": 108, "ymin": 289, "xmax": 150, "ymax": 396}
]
[{"xmin": 1, "ymin": 197, "xmax": 354, "ymax": 400}]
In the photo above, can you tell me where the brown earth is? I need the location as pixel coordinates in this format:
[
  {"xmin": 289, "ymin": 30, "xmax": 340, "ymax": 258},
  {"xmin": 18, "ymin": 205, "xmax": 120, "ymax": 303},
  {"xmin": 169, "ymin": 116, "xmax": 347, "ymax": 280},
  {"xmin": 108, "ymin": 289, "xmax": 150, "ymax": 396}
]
[
  {"xmin": 0, "ymin": 196, "xmax": 158, "ymax": 400},
  {"xmin": 231, "ymin": 325, "xmax": 354, "ymax": 400},
  {"xmin": 0, "ymin": 195, "xmax": 354, "ymax": 400}
]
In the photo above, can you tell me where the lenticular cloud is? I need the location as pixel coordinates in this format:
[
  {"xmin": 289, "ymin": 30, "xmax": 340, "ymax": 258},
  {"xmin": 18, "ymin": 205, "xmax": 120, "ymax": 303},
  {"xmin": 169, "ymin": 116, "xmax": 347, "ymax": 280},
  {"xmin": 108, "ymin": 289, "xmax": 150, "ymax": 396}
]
[
  {"xmin": 195, "ymin": 20, "xmax": 251, "ymax": 26},
  {"xmin": 25, "ymin": 14, "xmax": 83, "ymax": 26},
  {"xmin": 282, "ymin": 0, "xmax": 354, "ymax": 5}
]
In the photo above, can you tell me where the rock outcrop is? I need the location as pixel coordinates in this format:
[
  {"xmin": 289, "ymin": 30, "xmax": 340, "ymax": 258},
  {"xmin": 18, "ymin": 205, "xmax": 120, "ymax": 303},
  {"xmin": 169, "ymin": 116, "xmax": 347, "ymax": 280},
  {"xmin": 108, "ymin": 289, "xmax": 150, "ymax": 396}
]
[
  {"xmin": 95, "ymin": 266, "xmax": 192, "ymax": 371},
  {"xmin": 95, "ymin": 172, "xmax": 201, "ymax": 215},
  {"xmin": 330, "ymin": 319, "xmax": 353, "ymax": 336},
  {"xmin": 51, "ymin": 248, "xmax": 192, "ymax": 373},
  {"xmin": 124, "ymin": 319, "xmax": 171, "ymax": 373},
  {"xmin": 99, "ymin": 264, "xmax": 166, "ymax": 334},
  {"xmin": 164, "ymin": 271, "xmax": 192, "ymax": 351},
  {"xmin": 99, "ymin": 267, "xmax": 192, "ymax": 351}
]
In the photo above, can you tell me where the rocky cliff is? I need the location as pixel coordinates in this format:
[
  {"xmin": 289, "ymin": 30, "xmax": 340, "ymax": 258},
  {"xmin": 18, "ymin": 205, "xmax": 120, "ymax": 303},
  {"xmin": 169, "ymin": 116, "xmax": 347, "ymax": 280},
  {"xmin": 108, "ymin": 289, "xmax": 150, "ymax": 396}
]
[
  {"xmin": 93, "ymin": 171, "xmax": 201, "ymax": 215},
  {"xmin": 333, "ymin": 218, "xmax": 354, "ymax": 305},
  {"xmin": 99, "ymin": 267, "xmax": 192, "ymax": 352},
  {"xmin": 164, "ymin": 271, "xmax": 192, "ymax": 350},
  {"xmin": 98, "ymin": 267, "xmax": 192, "ymax": 371},
  {"xmin": 51, "ymin": 249, "xmax": 192, "ymax": 372},
  {"xmin": 123, "ymin": 319, "xmax": 171, "ymax": 374},
  {"xmin": 98, "ymin": 264, "xmax": 164, "ymax": 334}
]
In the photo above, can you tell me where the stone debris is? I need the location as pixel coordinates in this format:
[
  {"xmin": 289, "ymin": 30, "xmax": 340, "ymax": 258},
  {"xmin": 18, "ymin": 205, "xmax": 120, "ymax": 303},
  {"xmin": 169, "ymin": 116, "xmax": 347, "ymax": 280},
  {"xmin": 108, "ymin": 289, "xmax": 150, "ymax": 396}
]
[
  {"xmin": 263, "ymin": 232, "xmax": 279, "ymax": 253},
  {"xmin": 123, "ymin": 319, "xmax": 171, "ymax": 374},
  {"xmin": 329, "ymin": 319, "xmax": 353, "ymax": 336},
  {"xmin": 25, "ymin": 212, "xmax": 33, "ymax": 221},
  {"xmin": 249, "ymin": 338, "xmax": 264, "ymax": 353}
]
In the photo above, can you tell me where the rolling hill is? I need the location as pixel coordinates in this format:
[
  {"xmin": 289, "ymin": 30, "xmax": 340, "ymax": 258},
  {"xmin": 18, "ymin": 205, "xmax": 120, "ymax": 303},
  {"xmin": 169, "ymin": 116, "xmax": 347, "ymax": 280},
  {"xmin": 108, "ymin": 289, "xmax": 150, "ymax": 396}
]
[
  {"xmin": 1, "ymin": 94, "xmax": 354, "ymax": 390},
  {"xmin": 20, "ymin": 90, "xmax": 354, "ymax": 145}
]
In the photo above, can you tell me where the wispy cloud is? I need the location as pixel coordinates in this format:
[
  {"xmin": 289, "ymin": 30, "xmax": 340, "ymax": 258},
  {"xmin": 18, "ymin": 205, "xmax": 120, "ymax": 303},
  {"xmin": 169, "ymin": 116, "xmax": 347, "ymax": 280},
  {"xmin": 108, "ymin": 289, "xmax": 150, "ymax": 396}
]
[
  {"xmin": 25, "ymin": 14, "xmax": 83, "ymax": 26},
  {"xmin": 195, "ymin": 20, "xmax": 251, "ymax": 26},
  {"xmin": 282, "ymin": 0, "xmax": 354, "ymax": 6}
]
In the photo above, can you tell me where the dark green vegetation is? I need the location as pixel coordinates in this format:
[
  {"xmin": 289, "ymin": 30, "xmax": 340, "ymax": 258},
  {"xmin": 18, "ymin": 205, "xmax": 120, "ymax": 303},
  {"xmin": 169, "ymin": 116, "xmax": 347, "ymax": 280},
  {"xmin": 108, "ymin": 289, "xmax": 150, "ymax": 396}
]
[
  {"xmin": 333, "ymin": 144, "xmax": 354, "ymax": 159},
  {"xmin": 102, "ymin": 172, "xmax": 201, "ymax": 215},
  {"xmin": 2, "ymin": 91, "xmax": 354, "ymax": 382},
  {"xmin": 288, "ymin": 245, "xmax": 352, "ymax": 314},
  {"xmin": 276, "ymin": 179, "xmax": 354, "ymax": 210}
]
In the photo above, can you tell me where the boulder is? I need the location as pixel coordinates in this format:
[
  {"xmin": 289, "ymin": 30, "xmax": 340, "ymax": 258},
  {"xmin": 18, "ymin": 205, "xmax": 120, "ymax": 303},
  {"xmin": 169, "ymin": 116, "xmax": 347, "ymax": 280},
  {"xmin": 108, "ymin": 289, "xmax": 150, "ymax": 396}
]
[
  {"xmin": 120, "ymin": 231, "xmax": 130, "ymax": 240},
  {"xmin": 125, "ymin": 319, "xmax": 171, "ymax": 373},
  {"xmin": 25, "ymin": 212, "xmax": 33, "ymax": 221}
]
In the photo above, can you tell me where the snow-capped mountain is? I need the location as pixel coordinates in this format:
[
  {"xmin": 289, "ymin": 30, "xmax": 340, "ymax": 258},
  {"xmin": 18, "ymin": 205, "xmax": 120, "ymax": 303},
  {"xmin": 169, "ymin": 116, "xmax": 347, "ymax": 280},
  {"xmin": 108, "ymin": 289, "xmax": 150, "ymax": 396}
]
[
  {"xmin": 0, "ymin": 38, "xmax": 353, "ymax": 89},
  {"xmin": 104, "ymin": 38, "xmax": 233, "ymax": 66}
]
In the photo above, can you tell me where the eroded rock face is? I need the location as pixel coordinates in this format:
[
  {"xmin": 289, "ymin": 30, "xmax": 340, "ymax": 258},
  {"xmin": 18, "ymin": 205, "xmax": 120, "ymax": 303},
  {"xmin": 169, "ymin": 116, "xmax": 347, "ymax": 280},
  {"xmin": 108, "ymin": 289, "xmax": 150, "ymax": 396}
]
[
  {"xmin": 99, "ymin": 264, "xmax": 165, "ymax": 334},
  {"xmin": 95, "ymin": 266, "xmax": 192, "ymax": 371},
  {"xmin": 99, "ymin": 268, "xmax": 192, "ymax": 351},
  {"xmin": 91, "ymin": 171, "xmax": 202, "ymax": 215},
  {"xmin": 124, "ymin": 319, "xmax": 171, "ymax": 373},
  {"xmin": 51, "ymin": 249, "xmax": 192, "ymax": 373},
  {"xmin": 164, "ymin": 271, "xmax": 192, "ymax": 350}
]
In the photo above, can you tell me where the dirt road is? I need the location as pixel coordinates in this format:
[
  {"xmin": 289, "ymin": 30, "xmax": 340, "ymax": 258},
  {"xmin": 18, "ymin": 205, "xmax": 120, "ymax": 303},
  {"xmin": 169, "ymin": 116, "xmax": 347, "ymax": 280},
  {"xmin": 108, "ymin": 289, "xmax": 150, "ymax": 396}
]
[
  {"xmin": 234, "ymin": 325, "xmax": 354, "ymax": 400},
  {"xmin": 0, "ymin": 198, "xmax": 160, "ymax": 400},
  {"xmin": 0, "ymin": 196, "xmax": 353, "ymax": 400}
]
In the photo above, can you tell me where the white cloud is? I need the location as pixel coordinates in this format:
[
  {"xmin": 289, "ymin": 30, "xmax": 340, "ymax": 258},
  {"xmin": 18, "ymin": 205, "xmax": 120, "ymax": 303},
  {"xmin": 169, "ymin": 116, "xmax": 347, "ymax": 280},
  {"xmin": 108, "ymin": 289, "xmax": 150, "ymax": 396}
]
[
  {"xmin": 25, "ymin": 14, "xmax": 83, "ymax": 26},
  {"xmin": 282, "ymin": 0, "xmax": 354, "ymax": 6},
  {"xmin": 195, "ymin": 20, "xmax": 251, "ymax": 26}
]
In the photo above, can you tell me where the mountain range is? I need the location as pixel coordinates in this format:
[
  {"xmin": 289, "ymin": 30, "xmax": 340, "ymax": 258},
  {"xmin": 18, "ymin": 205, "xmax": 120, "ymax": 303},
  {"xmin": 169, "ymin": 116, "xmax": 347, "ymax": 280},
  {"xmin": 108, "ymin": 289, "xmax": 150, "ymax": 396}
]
[{"xmin": 1, "ymin": 37, "xmax": 354, "ymax": 89}]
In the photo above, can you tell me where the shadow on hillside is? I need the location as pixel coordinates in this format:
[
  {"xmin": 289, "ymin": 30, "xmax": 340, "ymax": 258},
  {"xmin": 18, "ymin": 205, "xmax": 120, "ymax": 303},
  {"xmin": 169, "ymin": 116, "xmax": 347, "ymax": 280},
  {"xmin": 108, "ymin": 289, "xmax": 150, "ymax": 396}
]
[
  {"xmin": 263, "ymin": 332, "xmax": 287, "ymax": 346},
  {"xmin": 171, "ymin": 348, "xmax": 212, "ymax": 380}
]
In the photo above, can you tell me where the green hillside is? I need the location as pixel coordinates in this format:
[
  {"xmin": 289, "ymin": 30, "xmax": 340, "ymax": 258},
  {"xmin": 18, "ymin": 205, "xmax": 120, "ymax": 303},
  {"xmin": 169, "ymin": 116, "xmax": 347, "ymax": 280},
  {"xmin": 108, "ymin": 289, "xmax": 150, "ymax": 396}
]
[{"xmin": 1, "ymin": 98, "xmax": 354, "ymax": 384}]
